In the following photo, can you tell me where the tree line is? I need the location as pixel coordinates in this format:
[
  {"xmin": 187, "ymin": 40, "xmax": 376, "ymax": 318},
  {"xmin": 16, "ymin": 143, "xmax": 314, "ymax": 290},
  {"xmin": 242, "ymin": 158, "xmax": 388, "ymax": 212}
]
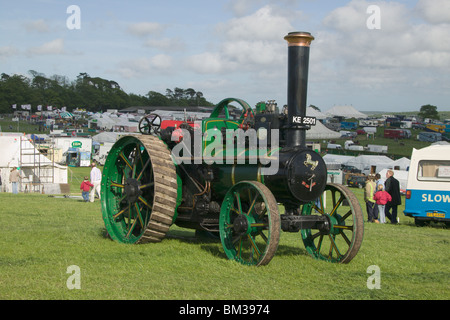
[{"xmin": 0, "ymin": 71, "xmax": 215, "ymax": 114}]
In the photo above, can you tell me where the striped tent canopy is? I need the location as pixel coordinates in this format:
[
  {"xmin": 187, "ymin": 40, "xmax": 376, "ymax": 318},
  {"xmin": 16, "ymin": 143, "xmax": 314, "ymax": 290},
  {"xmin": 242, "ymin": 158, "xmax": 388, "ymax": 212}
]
[{"xmin": 59, "ymin": 111, "xmax": 74, "ymax": 118}]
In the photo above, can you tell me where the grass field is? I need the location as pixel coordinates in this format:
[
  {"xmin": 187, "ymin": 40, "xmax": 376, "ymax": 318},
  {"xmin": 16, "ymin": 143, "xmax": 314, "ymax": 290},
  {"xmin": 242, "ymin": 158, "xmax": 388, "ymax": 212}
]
[{"xmin": 0, "ymin": 174, "xmax": 449, "ymax": 300}]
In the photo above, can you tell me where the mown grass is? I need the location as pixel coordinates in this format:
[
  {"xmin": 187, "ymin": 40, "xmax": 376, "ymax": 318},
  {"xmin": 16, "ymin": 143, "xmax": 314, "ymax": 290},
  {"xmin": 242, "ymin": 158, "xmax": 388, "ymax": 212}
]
[
  {"xmin": 67, "ymin": 166, "xmax": 99, "ymax": 194},
  {"xmin": 0, "ymin": 187, "xmax": 448, "ymax": 300}
]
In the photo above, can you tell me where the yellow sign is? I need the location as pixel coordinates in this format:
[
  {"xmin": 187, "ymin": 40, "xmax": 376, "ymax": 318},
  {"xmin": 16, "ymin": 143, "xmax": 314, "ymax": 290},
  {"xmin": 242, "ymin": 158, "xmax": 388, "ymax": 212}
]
[{"xmin": 426, "ymin": 212, "xmax": 445, "ymax": 218}]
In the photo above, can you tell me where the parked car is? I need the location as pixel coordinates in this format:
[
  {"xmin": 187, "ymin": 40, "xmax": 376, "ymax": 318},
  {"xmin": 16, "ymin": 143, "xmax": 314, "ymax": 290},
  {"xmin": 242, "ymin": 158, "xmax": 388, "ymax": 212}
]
[
  {"xmin": 327, "ymin": 143, "xmax": 343, "ymax": 150},
  {"xmin": 356, "ymin": 129, "xmax": 365, "ymax": 135},
  {"xmin": 341, "ymin": 165, "xmax": 361, "ymax": 174}
]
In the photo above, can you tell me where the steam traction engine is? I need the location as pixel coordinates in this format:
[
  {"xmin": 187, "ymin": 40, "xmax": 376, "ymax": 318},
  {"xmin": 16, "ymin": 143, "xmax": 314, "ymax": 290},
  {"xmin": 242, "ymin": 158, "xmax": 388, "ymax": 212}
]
[{"xmin": 100, "ymin": 32, "xmax": 364, "ymax": 266}]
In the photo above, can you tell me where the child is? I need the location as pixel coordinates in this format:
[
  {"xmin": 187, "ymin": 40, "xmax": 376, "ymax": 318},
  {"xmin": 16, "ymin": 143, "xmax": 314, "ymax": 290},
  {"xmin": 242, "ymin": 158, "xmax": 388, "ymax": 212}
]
[
  {"xmin": 80, "ymin": 176, "xmax": 94, "ymax": 202},
  {"xmin": 373, "ymin": 184, "xmax": 392, "ymax": 224}
]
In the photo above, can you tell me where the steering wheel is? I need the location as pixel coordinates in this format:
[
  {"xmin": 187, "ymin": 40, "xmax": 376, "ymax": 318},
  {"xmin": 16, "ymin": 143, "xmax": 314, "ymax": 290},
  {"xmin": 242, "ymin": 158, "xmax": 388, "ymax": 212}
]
[{"xmin": 138, "ymin": 114, "xmax": 161, "ymax": 135}]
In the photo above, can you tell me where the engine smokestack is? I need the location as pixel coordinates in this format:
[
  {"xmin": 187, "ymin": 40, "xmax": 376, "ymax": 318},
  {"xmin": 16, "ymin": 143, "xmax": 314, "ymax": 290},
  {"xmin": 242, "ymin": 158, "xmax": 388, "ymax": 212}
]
[{"xmin": 284, "ymin": 31, "xmax": 314, "ymax": 148}]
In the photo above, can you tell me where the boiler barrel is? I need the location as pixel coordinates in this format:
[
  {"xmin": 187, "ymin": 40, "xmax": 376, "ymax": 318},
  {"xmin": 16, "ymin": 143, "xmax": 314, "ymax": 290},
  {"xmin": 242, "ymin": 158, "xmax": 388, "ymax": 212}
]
[{"xmin": 210, "ymin": 147, "xmax": 327, "ymax": 206}]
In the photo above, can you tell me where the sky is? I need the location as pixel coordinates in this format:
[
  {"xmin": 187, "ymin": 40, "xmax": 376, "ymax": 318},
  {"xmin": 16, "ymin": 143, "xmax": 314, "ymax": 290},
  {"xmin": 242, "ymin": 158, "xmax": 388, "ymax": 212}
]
[{"xmin": 1, "ymin": 0, "xmax": 449, "ymax": 112}]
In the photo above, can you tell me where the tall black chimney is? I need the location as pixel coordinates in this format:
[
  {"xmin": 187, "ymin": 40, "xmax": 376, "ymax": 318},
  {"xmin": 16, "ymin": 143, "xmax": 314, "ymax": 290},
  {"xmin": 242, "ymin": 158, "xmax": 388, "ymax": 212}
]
[{"xmin": 284, "ymin": 31, "xmax": 314, "ymax": 148}]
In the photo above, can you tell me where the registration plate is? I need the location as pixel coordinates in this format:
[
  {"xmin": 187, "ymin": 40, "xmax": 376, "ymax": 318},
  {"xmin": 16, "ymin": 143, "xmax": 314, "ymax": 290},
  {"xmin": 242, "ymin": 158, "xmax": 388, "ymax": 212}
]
[
  {"xmin": 426, "ymin": 212, "xmax": 445, "ymax": 218},
  {"xmin": 292, "ymin": 116, "xmax": 316, "ymax": 126}
]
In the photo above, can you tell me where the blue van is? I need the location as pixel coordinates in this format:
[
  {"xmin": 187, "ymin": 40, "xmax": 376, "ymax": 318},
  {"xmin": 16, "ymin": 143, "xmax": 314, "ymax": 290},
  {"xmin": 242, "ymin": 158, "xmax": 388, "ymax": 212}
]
[{"xmin": 404, "ymin": 145, "xmax": 450, "ymax": 226}]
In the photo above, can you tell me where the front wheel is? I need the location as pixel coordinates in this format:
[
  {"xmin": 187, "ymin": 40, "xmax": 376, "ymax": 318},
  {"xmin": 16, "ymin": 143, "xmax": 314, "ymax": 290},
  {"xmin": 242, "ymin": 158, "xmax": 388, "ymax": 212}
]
[
  {"xmin": 219, "ymin": 181, "xmax": 280, "ymax": 266},
  {"xmin": 301, "ymin": 183, "xmax": 364, "ymax": 263}
]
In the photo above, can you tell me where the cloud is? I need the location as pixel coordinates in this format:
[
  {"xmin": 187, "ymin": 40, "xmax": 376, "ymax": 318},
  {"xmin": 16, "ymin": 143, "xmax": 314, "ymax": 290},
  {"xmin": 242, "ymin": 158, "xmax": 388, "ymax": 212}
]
[
  {"xmin": 313, "ymin": 0, "xmax": 450, "ymax": 91},
  {"xmin": 322, "ymin": 2, "xmax": 366, "ymax": 32},
  {"xmin": 186, "ymin": 6, "xmax": 292, "ymax": 75},
  {"xmin": 26, "ymin": 38, "xmax": 65, "ymax": 56},
  {"xmin": 185, "ymin": 52, "xmax": 234, "ymax": 74},
  {"xmin": 151, "ymin": 54, "xmax": 172, "ymax": 69},
  {"xmin": 24, "ymin": 19, "xmax": 50, "ymax": 33},
  {"xmin": 127, "ymin": 22, "xmax": 165, "ymax": 37},
  {"xmin": 115, "ymin": 1, "xmax": 450, "ymax": 110},
  {"xmin": 323, "ymin": 0, "xmax": 409, "ymax": 32},
  {"xmin": 227, "ymin": 0, "xmax": 261, "ymax": 17},
  {"xmin": 222, "ymin": 40, "xmax": 284, "ymax": 66},
  {"xmin": 186, "ymin": 78, "xmax": 234, "ymax": 95},
  {"xmin": 416, "ymin": 0, "xmax": 450, "ymax": 24},
  {"xmin": 117, "ymin": 54, "xmax": 173, "ymax": 78},
  {"xmin": 144, "ymin": 37, "xmax": 186, "ymax": 52},
  {"xmin": 219, "ymin": 5, "xmax": 293, "ymax": 41},
  {"xmin": 0, "ymin": 46, "xmax": 19, "ymax": 58},
  {"xmin": 227, "ymin": 0, "xmax": 302, "ymax": 17}
]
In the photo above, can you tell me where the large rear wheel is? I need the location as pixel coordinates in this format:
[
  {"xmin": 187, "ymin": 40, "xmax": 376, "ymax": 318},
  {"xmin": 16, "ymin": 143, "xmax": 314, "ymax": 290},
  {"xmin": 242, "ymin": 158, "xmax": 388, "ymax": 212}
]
[{"xmin": 101, "ymin": 135, "xmax": 178, "ymax": 243}]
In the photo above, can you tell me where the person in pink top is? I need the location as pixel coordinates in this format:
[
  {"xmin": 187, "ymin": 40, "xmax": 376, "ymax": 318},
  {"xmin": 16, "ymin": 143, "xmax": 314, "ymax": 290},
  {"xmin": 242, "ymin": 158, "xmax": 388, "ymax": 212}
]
[{"xmin": 373, "ymin": 184, "xmax": 392, "ymax": 224}]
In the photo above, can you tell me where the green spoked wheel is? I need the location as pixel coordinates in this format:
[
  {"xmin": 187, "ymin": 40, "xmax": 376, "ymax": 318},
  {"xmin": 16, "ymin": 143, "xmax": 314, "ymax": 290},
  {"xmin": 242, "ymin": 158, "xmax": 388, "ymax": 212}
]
[
  {"xmin": 101, "ymin": 135, "xmax": 178, "ymax": 244},
  {"xmin": 219, "ymin": 181, "xmax": 280, "ymax": 266},
  {"xmin": 301, "ymin": 183, "xmax": 364, "ymax": 263}
]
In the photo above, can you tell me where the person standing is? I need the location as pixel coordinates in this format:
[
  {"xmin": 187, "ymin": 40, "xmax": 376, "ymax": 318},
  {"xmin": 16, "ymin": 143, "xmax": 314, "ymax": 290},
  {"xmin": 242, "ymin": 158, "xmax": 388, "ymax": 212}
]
[
  {"xmin": 375, "ymin": 173, "xmax": 385, "ymax": 190},
  {"xmin": 364, "ymin": 175, "xmax": 378, "ymax": 223},
  {"xmin": 9, "ymin": 167, "xmax": 22, "ymax": 194},
  {"xmin": 89, "ymin": 161, "xmax": 102, "ymax": 202},
  {"xmin": 385, "ymin": 170, "xmax": 401, "ymax": 224},
  {"xmin": 80, "ymin": 176, "xmax": 94, "ymax": 202},
  {"xmin": 373, "ymin": 184, "xmax": 392, "ymax": 223}
]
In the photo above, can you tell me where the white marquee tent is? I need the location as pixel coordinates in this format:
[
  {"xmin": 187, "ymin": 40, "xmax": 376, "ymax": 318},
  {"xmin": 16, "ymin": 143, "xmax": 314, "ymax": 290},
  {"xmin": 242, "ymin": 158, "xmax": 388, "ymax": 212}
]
[
  {"xmin": 323, "ymin": 154, "xmax": 356, "ymax": 164},
  {"xmin": 113, "ymin": 119, "xmax": 138, "ymax": 132},
  {"xmin": 339, "ymin": 154, "xmax": 393, "ymax": 172},
  {"xmin": 306, "ymin": 107, "xmax": 327, "ymax": 120},
  {"xmin": 386, "ymin": 157, "xmax": 410, "ymax": 171},
  {"xmin": 306, "ymin": 120, "xmax": 341, "ymax": 140},
  {"xmin": 325, "ymin": 106, "xmax": 368, "ymax": 119},
  {"xmin": 92, "ymin": 132, "xmax": 140, "ymax": 143},
  {"xmin": 0, "ymin": 135, "xmax": 68, "ymax": 193},
  {"xmin": 88, "ymin": 114, "xmax": 117, "ymax": 130},
  {"xmin": 323, "ymin": 154, "xmax": 410, "ymax": 174}
]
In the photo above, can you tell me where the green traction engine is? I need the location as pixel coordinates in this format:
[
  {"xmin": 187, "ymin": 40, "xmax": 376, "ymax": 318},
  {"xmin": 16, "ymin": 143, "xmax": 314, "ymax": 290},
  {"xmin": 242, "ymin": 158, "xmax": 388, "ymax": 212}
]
[{"xmin": 100, "ymin": 32, "xmax": 364, "ymax": 266}]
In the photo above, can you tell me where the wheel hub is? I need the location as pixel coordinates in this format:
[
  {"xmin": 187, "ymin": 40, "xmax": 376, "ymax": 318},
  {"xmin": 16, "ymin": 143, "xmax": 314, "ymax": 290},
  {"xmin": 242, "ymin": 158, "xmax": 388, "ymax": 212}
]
[
  {"xmin": 233, "ymin": 215, "xmax": 249, "ymax": 235},
  {"xmin": 318, "ymin": 215, "xmax": 331, "ymax": 234},
  {"xmin": 328, "ymin": 214, "xmax": 344, "ymax": 236},
  {"xmin": 124, "ymin": 178, "xmax": 142, "ymax": 203}
]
